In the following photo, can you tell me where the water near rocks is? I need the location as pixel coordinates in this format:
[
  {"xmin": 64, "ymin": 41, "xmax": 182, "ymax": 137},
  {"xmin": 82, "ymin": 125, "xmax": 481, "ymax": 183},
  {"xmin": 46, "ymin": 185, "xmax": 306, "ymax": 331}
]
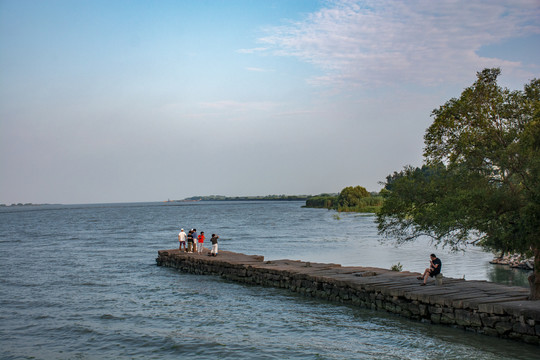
[{"xmin": 0, "ymin": 201, "xmax": 537, "ymax": 359}]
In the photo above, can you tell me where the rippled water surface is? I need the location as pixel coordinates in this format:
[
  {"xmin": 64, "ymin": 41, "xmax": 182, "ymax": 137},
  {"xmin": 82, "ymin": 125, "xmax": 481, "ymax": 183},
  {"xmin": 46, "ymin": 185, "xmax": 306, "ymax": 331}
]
[{"xmin": 0, "ymin": 201, "xmax": 537, "ymax": 359}]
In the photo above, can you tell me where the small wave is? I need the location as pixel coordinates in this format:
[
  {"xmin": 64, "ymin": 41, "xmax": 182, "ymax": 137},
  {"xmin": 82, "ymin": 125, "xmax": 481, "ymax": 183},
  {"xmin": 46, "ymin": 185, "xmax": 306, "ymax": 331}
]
[
  {"xmin": 35, "ymin": 314, "xmax": 51, "ymax": 320},
  {"xmin": 100, "ymin": 314, "xmax": 125, "ymax": 320},
  {"xmin": 0, "ymin": 238, "xmax": 22, "ymax": 243},
  {"xmin": 60, "ymin": 323, "xmax": 97, "ymax": 336},
  {"xmin": 80, "ymin": 281, "xmax": 109, "ymax": 287}
]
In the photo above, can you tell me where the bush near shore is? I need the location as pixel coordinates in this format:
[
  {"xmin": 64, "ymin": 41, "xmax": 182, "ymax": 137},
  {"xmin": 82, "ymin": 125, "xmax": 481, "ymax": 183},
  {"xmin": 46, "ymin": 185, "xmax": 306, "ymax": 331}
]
[{"xmin": 304, "ymin": 186, "xmax": 383, "ymax": 213}]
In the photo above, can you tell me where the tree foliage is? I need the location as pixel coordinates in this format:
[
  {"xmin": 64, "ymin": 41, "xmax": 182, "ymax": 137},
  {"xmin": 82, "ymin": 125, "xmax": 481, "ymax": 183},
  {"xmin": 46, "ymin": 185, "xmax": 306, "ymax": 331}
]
[
  {"xmin": 376, "ymin": 68, "xmax": 540, "ymax": 298},
  {"xmin": 304, "ymin": 187, "xmax": 383, "ymax": 213},
  {"xmin": 337, "ymin": 186, "xmax": 370, "ymax": 208}
]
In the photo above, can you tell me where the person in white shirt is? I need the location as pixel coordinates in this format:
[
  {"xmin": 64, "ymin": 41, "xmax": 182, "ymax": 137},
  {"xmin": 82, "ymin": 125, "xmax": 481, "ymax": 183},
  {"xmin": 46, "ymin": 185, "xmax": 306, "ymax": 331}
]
[{"xmin": 178, "ymin": 228, "xmax": 187, "ymax": 252}]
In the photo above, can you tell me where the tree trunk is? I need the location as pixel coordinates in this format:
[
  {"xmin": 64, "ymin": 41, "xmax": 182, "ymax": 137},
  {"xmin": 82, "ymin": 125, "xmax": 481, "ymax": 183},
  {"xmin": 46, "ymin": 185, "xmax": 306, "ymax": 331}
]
[{"xmin": 528, "ymin": 248, "xmax": 540, "ymax": 300}]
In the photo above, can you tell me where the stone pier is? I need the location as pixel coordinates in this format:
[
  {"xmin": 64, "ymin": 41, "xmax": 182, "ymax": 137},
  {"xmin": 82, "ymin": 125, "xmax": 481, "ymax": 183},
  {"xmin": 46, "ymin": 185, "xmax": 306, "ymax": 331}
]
[{"xmin": 156, "ymin": 249, "xmax": 540, "ymax": 345}]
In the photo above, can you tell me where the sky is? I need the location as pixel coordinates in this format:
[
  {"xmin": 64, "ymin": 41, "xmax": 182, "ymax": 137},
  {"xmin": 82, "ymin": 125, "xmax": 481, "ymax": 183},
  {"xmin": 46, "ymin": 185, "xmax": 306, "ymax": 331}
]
[{"xmin": 1, "ymin": 0, "xmax": 539, "ymax": 205}]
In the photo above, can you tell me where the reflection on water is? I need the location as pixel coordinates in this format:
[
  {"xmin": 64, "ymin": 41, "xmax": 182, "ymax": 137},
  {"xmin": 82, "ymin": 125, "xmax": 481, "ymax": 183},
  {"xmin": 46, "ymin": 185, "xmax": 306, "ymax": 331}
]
[{"xmin": 487, "ymin": 264, "xmax": 532, "ymax": 288}]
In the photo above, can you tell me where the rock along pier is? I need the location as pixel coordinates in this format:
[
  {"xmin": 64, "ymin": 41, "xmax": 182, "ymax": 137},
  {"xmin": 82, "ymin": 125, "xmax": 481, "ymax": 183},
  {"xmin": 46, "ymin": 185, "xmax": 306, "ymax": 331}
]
[{"xmin": 156, "ymin": 248, "xmax": 540, "ymax": 345}]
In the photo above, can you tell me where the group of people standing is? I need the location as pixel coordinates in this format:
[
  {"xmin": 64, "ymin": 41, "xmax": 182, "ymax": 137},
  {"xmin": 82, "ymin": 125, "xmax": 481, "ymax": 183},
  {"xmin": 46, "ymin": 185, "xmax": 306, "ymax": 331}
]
[{"xmin": 178, "ymin": 228, "xmax": 219, "ymax": 256}]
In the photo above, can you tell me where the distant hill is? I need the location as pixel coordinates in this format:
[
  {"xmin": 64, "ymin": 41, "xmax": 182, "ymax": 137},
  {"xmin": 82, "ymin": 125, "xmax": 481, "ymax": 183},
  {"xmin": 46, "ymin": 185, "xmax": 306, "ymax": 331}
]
[{"xmin": 182, "ymin": 195, "xmax": 312, "ymax": 201}]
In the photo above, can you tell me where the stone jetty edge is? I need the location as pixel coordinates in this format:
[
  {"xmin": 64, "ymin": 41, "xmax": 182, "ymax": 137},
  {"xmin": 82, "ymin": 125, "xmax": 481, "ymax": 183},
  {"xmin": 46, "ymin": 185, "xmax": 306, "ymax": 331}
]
[{"xmin": 156, "ymin": 249, "xmax": 540, "ymax": 345}]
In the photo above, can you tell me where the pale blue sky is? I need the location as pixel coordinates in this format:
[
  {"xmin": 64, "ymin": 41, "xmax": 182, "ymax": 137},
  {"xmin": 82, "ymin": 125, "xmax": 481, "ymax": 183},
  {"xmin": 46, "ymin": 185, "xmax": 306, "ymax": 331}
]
[{"xmin": 1, "ymin": 0, "xmax": 539, "ymax": 204}]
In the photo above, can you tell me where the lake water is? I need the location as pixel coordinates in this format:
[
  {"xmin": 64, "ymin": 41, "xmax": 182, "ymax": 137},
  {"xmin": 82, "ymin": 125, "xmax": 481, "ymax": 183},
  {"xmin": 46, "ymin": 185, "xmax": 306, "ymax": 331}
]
[{"xmin": 1, "ymin": 201, "xmax": 537, "ymax": 359}]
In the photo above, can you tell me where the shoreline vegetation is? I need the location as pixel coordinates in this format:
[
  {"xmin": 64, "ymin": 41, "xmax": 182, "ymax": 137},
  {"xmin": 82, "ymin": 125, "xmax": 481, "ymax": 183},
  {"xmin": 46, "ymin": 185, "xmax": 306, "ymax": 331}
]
[
  {"xmin": 303, "ymin": 186, "xmax": 384, "ymax": 213},
  {"xmin": 175, "ymin": 185, "xmax": 384, "ymax": 213},
  {"xmin": 0, "ymin": 203, "xmax": 50, "ymax": 207},
  {"xmin": 174, "ymin": 195, "xmax": 311, "ymax": 202}
]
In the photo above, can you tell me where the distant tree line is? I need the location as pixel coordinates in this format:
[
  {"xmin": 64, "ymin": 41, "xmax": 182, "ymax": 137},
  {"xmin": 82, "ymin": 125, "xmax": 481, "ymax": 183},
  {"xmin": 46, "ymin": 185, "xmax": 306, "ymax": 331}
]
[
  {"xmin": 304, "ymin": 186, "xmax": 383, "ymax": 213},
  {"xmin": 0, "ymin": 203, "xmax": 45, "ymax": 207},
  {"xmin": 183, "ymin": 195, "xmax": 310, "ymax": 201}
]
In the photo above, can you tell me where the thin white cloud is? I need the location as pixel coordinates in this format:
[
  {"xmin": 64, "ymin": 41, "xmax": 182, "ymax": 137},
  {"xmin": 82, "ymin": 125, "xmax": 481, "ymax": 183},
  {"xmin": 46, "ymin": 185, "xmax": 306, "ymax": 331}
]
[
  {"xmin": 276, "ymin": 109, "xmax": 319, "ymax": 117},
  {"xmin": 256, "ymin": 0, "xmax": 540, "ymax": 87},
  {"xmin": 246, "ymin": 67, "xmax": 274, "ymax": 72},
  {"xmin": 237, "ymin": 47, "xmax": 269, "ymax": 54},
  {"xmin": 199, "ymin": 100, "xmax": 279, "ymax": 112}
]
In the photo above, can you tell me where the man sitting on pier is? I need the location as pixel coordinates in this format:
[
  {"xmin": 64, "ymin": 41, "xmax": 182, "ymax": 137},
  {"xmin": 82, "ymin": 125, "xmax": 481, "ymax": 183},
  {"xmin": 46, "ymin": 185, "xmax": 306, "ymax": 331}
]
[{"xmin": 418, "ymin": 254, "xmax": 442, "ymax": 286}]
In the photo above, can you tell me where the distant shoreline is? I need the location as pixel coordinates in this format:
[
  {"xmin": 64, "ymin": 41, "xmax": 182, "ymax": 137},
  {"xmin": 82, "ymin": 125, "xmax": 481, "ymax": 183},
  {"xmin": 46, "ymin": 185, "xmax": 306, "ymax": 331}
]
[
  {"xmin": 0, "ymin": 203, "xmax": 51, "ymax": 207},
  {"xmin": 176, "ymin": 195, "xmax": 312, "ymax": 202}
]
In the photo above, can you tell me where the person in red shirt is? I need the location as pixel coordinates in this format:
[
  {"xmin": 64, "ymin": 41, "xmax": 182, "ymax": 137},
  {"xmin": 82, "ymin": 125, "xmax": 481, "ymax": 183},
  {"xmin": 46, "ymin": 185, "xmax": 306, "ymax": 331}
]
[{"xmin": 197, "ymin": 231, "xmax": 205, "ymax": 254}]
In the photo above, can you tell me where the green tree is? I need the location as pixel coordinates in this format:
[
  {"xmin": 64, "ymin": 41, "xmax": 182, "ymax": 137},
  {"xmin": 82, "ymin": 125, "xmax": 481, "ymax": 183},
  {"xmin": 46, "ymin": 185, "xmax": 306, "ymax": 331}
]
[
  {"xmin": 377, "ymin": 69, "xmax": 540, "ymax": 299},
  {"xmin": 337, "ymin": 186, "xmax": 370, "ymax": 209}
]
